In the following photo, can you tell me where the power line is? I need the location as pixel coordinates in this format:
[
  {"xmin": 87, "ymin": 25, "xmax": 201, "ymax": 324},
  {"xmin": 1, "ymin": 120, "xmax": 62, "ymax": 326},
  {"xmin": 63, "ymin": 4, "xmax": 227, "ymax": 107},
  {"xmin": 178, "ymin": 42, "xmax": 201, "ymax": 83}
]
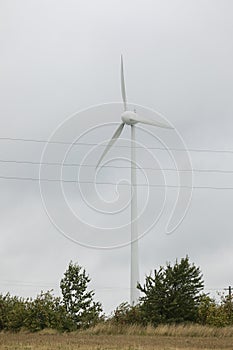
[
  {"xmin": 1, "ymin": 280, "xmax": 56, "ymax": 287},
  {"xmin": 0, "ymin": 174, "xmax": 233, "ymax": 190},
  {"xmin": 1, "ymin": 136, "xmax": 233, "ymax": 154},
  {"xmin": 0, "ymin": 279, "xmax": 229, "ymax": 293},
  {"xmin": 0, "ymin": 159, "xmax": 233, "ymax": 175},
  {"xmin": 0, "ymin": 280, "xmax": 128, "ymax": 290},
  {"xmin": 204, "ymin": 288, "xmax": 225, "ymax": 291},
  {"xmin": 0, "ymin": 279, "xmax": 228, "ymax": 292}
]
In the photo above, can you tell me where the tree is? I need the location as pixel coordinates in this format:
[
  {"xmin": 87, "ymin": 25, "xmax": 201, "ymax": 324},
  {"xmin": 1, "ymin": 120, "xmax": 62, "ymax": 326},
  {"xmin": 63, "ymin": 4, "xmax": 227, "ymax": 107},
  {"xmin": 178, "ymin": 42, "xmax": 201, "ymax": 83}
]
[
  {"xmin": 0, "ymin": 293, "xmax": 27, "ymax": 331},
  {"xmin": 60, "ymin": 261, "xmax": 102, "ymax": 329},
  {"xmin": 138, "ymin": 256, "xmax": 205, "ymax": 325},
  {"xmin": 24, "ymin": 290, "xmax": 73, "ymax": 332}
]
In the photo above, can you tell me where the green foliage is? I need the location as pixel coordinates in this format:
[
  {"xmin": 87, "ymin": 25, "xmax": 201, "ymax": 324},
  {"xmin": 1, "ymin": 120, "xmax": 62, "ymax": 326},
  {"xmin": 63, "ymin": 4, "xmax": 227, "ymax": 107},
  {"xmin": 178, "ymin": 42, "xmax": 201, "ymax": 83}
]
[
  {"xmin": 24, "ymin": 290, "xmax": 74, "ymax": 332},
  {"xmin": 9, "ymin": 261, "xmax": 105, "ymax": 332},
  {"xmin": 197, "ymin": 293, "xmax": 233, "ymax": 327},
  {"xmin": 0, "ymin": 262, "xmax": 103, "ymax": 332},
  {"xmin": 2, "ymin": 258, "xmax": 233, "ymax": 332},
  {"xmin": 0, "ymin": 290, "xmax": 76, "ymax": 332},
  {"xmin": 60, "ymin": 261, "xmax": 103, "ymax": 329},
  {"xmin": 0, "ymin": 293, "xmax": 27, "ymax": 331},
  {"xmin": 138, "ymin": 256, "xmax": 205, "ymax": 325},
  {"xmin": 221, "ymin": 293, "xmax": 233, "ymax": 324},
  {"xmin": 112, "ymin": 302, "xmax": 142, "ymax": 325}
]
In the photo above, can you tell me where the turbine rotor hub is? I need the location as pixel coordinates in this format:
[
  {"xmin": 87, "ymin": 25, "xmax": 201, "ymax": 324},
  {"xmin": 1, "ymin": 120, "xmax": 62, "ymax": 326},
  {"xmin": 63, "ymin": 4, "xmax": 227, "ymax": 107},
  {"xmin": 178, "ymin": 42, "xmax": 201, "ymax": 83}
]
[{"xmin": 121, "ymin": 111, "xmax": 138, "ymax": 125}]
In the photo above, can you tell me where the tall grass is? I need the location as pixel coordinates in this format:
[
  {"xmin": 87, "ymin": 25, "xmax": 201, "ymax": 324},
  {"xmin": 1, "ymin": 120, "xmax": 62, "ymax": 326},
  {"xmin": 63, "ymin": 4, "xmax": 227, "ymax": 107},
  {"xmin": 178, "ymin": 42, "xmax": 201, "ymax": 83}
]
[{"xmin": 81, "ymin": 322, "xmax": 233, "ymax": 337}]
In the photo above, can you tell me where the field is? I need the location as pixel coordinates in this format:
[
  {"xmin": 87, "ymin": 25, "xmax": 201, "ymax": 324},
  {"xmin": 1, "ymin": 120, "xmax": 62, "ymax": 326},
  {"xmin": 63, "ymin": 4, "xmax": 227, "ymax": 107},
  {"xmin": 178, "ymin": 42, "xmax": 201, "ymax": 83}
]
[{"xmin": 1, "ymin": 325, "xmax": 233, "ymax": 350}]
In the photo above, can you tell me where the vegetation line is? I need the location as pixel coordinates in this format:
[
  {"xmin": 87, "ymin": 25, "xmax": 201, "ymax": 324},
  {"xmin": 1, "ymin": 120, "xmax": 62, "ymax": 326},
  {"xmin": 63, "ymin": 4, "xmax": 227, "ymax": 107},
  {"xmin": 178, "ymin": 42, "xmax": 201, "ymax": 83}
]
[{"xmin": 1, "ymin": 257, "xmax": 233, "ymax": 333}]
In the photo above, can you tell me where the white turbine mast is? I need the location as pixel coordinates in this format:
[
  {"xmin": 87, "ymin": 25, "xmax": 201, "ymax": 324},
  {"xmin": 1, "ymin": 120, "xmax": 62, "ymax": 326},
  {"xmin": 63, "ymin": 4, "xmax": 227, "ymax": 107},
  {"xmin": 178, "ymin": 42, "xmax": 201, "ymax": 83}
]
[{"xmin": 96, "ymin": 55, "xmax": 172, "ymax": 305}]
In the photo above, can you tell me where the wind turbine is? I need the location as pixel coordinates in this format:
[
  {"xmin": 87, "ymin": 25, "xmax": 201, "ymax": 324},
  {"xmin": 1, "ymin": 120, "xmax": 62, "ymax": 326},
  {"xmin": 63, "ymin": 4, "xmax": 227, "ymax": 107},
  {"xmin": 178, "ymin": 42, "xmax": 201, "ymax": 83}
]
[{"xmin": 96, "ymin": 56, "xmax": 172, "ymax": 305}]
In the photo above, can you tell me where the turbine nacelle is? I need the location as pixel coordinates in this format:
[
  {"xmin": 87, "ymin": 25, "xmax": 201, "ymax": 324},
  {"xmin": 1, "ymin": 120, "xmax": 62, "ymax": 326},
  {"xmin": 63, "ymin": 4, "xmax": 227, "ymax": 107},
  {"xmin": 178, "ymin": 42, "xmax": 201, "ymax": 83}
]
[{"xmin": 121, "ymin": 111, "xmax": 138, "ymax": 125}]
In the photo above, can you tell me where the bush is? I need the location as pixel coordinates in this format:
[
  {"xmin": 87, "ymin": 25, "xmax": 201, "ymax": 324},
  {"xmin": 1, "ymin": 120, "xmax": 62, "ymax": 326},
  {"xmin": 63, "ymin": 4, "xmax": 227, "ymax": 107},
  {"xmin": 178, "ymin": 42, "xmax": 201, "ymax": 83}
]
[
  {"xmin": 24, "ymin": 290, "xmax": 75, "ymax": 332},
  {"xmin": 0, "ymin": 291, "xmax": 76, "ymax": 332},
  {"xmin": 0, "ymin": 293, "xmax": 27, "ymax": 331},
  {"xmin": 112, "ymin": 302, "xmax": 143, "ymax": 325},
  {"xmin": 197, "ymin": 294, "xmax": 233, "ymax": 327}
]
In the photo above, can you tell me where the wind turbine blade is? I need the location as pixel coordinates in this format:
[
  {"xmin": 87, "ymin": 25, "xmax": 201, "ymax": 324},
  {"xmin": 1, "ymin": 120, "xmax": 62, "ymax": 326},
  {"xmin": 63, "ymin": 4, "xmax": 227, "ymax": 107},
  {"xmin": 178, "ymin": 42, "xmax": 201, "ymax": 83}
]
[
  {"xmin": 96, "ymin": 123, "xmax": 125, "ymax": 168},
  {"xmin": 131, "ymin": 114, "xmax": 173, "ymax": 129},
  {"xmin": 121, "ymin": 55, "xmax": 127, "ymax": 111}
]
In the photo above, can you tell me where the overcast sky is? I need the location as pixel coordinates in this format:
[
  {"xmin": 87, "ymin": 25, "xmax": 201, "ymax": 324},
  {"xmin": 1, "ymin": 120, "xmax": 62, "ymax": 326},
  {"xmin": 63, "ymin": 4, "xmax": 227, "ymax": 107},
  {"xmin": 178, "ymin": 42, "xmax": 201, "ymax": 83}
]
[{"xmin": 0, "ymin": 0, "xmax": 233, "ymax": 314}]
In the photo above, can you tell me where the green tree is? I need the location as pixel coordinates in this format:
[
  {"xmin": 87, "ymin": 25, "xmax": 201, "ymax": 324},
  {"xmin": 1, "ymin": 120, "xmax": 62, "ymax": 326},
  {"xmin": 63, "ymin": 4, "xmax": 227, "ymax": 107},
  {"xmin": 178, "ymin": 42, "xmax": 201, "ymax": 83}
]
[
  {"xmin": 60, "ymin": 261, "xmax": 102, "ymax": 329},
  {"xmin": 138, "ymin": 256, "xmax": 205, "ymax": 325},
  {"xmin": 0, "ymin": 293, "xmax": 27, "ymax": 331},
  {"xmin": 24, "ymin": 290, "xmax": 74, "ymax": 332}
]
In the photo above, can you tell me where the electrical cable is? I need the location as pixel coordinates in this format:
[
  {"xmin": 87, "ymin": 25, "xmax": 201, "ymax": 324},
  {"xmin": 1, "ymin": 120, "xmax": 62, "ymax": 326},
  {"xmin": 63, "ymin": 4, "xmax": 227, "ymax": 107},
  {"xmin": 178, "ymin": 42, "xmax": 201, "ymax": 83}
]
[
  {"xmin": 0, "ymin": 159, "xmax": 233, "ymax": 174},
  {"xmin": 1, "ymin": 136, "xmax": 233, "ymax": 154},
  {"xmin": 0, "ymin": 174, "xmax": 233, "ymax": 190}
]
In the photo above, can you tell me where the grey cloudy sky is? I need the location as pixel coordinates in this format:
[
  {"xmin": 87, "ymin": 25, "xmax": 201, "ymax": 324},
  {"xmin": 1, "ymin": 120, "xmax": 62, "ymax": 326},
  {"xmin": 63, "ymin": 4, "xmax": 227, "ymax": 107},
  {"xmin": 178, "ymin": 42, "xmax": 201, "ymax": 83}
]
[{"xmin": 0, "ymin": 0, "xmax": 233, "ymax": 314}]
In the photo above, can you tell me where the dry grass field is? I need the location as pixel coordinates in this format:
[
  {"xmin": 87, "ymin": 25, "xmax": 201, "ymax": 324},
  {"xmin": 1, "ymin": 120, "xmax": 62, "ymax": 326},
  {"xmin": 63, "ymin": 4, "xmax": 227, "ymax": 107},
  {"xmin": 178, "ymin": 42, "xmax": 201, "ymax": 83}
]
[{"xmin": 1, "ymin": 324, "xmax": 233, "ymax": 350}]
